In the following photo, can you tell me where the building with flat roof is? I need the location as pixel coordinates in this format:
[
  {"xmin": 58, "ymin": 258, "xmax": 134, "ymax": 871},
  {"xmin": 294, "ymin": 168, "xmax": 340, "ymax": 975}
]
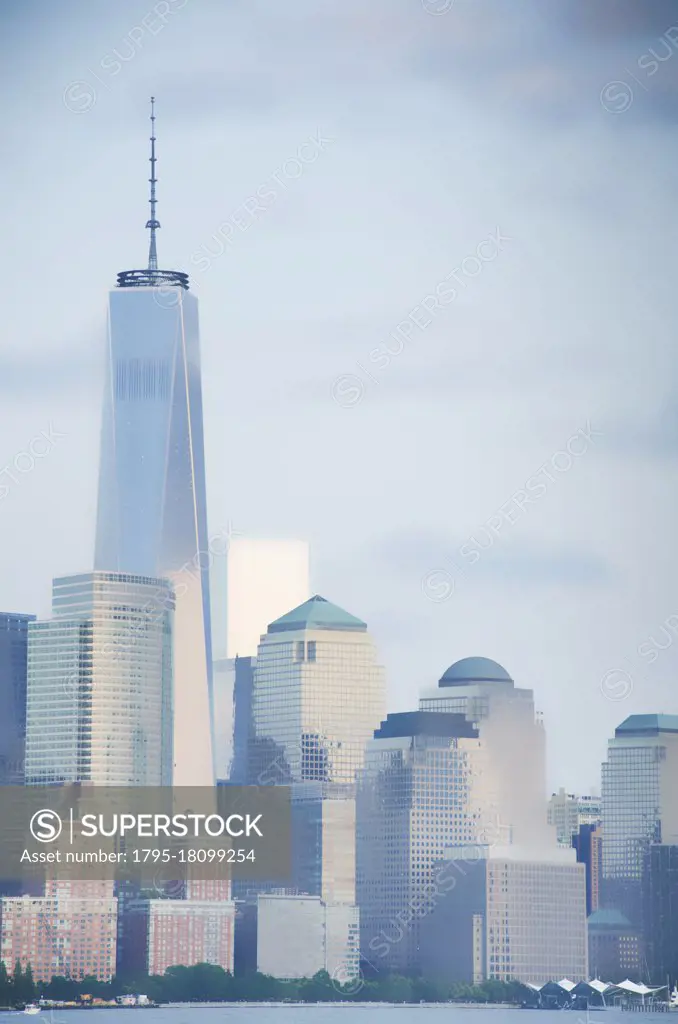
[
  {"xmin": 25, "ymin": 572, "xmax": 174, "ymax": 787},
  {"xmin": 250, "ymin": 894, "xmax": 359, "ymax": 980},
  {"xmin": 642, "ymin": 843, "xmax": 678, "ymax": 985},
  {"xmin": 0, "ymin": 886, "xmax": 117, "ymax": 982},
  {"xmin": 357, "ymin": 710, "xmax": 482, "ymax": 974},
  {"xmin": 211, "ymin": 538, "xmax": 310, "ymax": 780},
  {"xmin": 0, "ymin": 612, "xmax": 35, "ymax": 784},
  {"xmin": 601, "ymin": 714, "xmax": 678, "ymax": 926},
  {"xmin": 572, "ymin": 823, "xmax": 603, "ymax": 916},
  {"xmin": 147, "ymin": 898, "xmax": 235, "ymax": 975},
  {"xmin": 420, "ymin": 844, "xmax": 588, "ymax": 986}
]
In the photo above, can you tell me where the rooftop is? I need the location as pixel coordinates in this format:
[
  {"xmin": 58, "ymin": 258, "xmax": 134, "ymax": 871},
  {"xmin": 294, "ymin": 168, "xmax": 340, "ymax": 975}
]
[
  {"xmin": 615, "ymin": 714, "xmax": 678, "ymax": 737},
  {"xmin": 588, "ymin": 909, "xmax": 633, "ymax": 930},
  {"xmin": 439, "ymin": 656, "xmax": 513, "ymax": 688},
  {"xmin": 267, "ymin": 595, "xmax": 367, "ymax": 634},
  {"xmin": 374, "ymin": 711, "xmax": 479, "ymax": 740}
]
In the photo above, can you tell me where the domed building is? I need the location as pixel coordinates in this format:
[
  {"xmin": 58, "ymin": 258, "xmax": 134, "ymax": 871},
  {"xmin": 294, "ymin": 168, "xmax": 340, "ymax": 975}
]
[{"xmin": 419, "ymin": 655, "xmax": 552, "ymax": 849}]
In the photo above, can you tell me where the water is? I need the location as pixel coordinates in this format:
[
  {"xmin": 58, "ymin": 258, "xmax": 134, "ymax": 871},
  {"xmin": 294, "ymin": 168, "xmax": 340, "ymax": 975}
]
[{"xmin": 0, "ymin": 1008, "xmax": 643, "ymax": 1024}]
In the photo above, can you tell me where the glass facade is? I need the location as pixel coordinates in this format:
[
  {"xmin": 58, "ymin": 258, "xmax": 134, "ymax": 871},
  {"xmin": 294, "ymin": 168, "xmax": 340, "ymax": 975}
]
[
  {"xmin": 246, "ymin": 597, "xmax": 385, "ymax": 919},
  {"xmin": 252, "ymin": 621, "xmax": 385, "ymax": 786},
  {"xmin": 94, "ymin": 285, "xmax": 213, "ymax": 786},
  {"xmin": 0, "ymin": 612, "xmax": 35, "ymax": 784},
  {"xmin": 25, "ymin": 572, "xmax": 174, "ymax": 786},
  {"xmin": 601, "ymin": 716, "xmax": 678, "ymax": 925},
  {"xmin": 357, "ymin": 713, "xmax": 483, "ymax": 974}
]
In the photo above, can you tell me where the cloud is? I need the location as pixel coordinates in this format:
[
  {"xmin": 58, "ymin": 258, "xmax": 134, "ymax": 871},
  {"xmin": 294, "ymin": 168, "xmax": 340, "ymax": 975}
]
[{"xmin": 372, "ymin": 529, "xmax": 613, "ymax": 589}]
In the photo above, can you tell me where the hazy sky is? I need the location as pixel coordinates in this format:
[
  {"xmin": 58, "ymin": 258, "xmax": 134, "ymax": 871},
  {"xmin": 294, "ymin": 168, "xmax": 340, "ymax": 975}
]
[{"xmin": 2, "ymin": 0, "xmax": 678, "ymax": 792}]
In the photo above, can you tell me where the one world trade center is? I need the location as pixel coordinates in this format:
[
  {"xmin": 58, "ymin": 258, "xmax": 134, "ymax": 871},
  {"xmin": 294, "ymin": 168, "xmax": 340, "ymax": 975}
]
[{"xmin": 94, "ymin": 99, "xmax": 214, "ymax": 786}]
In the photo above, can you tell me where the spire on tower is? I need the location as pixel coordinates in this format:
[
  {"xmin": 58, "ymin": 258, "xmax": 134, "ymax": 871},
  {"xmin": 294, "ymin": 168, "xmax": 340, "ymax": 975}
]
[
  {"xmin": 116, "ymin": 97, "xmax": 188, "ymax": 290},
  {"xmin": 146, "ymin": 96, "xmax": 160, "ymax": 271}
]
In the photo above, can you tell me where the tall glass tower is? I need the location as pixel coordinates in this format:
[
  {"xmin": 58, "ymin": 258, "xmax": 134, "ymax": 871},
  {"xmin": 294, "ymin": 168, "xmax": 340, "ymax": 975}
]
[
  {"xmin": 94, "ymin": 100, "xmax": 213, "ymax": 785},
  {"xmin": 26, "ymin": 573, "xmax": 174, "ymax": 787}
]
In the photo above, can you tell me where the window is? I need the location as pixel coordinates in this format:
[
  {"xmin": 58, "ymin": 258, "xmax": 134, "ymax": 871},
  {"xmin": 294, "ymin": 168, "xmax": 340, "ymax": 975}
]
[
  {"xmin": 307, "ymin": 641, "xmax": 316, "ymax": 662},
  {"xmin": 295, "ymin": 641, "xmax": 305, "ymax": 662}
]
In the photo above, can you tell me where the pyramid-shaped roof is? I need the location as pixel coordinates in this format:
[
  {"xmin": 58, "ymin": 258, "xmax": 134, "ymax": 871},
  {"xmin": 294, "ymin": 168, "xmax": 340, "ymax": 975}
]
[{"xmin": 267, "ymin": 595, "xmax": 367, "ymax": 634}]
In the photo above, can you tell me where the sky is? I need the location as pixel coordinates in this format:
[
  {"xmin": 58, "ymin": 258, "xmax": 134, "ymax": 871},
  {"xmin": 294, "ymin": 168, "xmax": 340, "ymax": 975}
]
[{"xmin": 2, "ymin": 0, "xmax": 678, "ymax": 792}]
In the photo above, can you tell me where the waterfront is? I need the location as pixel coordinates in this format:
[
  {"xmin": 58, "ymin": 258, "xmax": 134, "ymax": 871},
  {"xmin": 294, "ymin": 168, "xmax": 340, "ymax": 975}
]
[{"xmin": 0, "ymin": 1008, "xmax": 648, "ymax": 1023}]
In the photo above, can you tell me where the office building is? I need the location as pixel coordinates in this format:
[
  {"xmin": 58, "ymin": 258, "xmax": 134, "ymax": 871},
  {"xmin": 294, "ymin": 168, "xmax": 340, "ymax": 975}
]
[
  {"xmin": 356, "ymin": 710, "xmax": 483, "ymax": 973},
  {"xmin": 420, "ymin": 844, "xmax": 588, "ymax": 986},
  {"xmin": 93, "ymin": 100, "xmax": 213, "ymax": 786},
  {"xmin": 601, "ymin": 715, "xmax": 678, "ymax": 925},
  {"xmin": 245, "ymin": 894, "xmax": 359, "ymax": 980},
  {"xmin": 25, "ymin": 572, "xmax": 173, "ymax": 786},
  {"xmin": 227, "ymin": 656, "xmax": 255, "ymax": 784},
  {"xmin": 642, "ymin": 843, "xmax": 678, "ymax": 985},
  {"xmin": 419, "ymin": 657, "xmax": 554, "ymax": 849},
  {"xmin": 212, "ymin": 539, "xmax": 310, "ymax": 780},
  {"xmin": 587, "ymin": 908, "xmax": 641, "ymax": 981},
  {"xmin": 251, "ymin": 595, "xmax": 385, "ymax": 786},
  {"xmin": 0, "ymin": 883, "xmax": 117, "ymax": 982},
  {"xmin": 243, "ymin": 596, "xmax": 385, "ymax": 917},
  {"xmin": 548, "ymin": 789, "xmax": 602, "ymax": 846},
  {"xmin": 572, "ymin": 823, "xmax": 603, "ymax": 916},
  {"xmin": 0, "ymin": 612, "xmax": 35, "ymax": 784}
]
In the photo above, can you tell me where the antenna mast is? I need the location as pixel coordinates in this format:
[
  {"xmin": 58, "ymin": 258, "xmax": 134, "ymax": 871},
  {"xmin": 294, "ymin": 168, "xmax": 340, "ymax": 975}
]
[{"xmin": 146, "ymin": 96, "xmax": 160, "ymax": 271}]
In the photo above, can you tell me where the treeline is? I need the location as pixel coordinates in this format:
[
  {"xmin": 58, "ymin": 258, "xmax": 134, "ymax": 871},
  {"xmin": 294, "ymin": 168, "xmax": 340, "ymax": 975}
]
[{"xmin": 0, "ymin": 961, "xmax": 529, "ymax": 1005}]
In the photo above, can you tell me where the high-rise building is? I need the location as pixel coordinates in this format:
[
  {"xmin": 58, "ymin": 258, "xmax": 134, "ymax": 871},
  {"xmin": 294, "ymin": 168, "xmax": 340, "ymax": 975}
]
[
  {"xmin": 420, "ymin": 844, "xmax": 588, "ymax": 986},
  {"xmin": 572, "ymin": 823, "xmax": 603, "ymax": 916},
  {"xmin": 548, "ymin": 789, "xmax": 602, "ymax": 846},
  {"xmin": 250, "ymin": 595, "xmax": 385, "ymax": 786},
  {"xmin": 356, "ymin": 711, "xmax": 483, "ymax": 974},
  {"xmin": 601, "ymin": 714, "xmax": 678, "ymax": 926},
  {"xmin": 642, "ymin": 843, "xmax": 678, "ymax": 985},
  {"xmin": 419, "ymin": 657, "xmax": 554, "ymax": 849},
  {"xmin": 211, "ymin": 538, "xmax": 310, "ymax": 780},
  {"xmin": 93, "ymin": 99, "xmax": 213, "ymax": 787},
  {"xmin": 25, "ymin": 572, "xmax": 173, "ymax": 786},
  {"xmin": 0, "ymin": 612, "xmax": 35, "ymax": 784},
  {"xmin": 242, "ymin": 595, "xmax": 385, "ymax": 940},
  {"xmin": 361, "ymin": 658, "xmax": 583, "ymax": 979}
]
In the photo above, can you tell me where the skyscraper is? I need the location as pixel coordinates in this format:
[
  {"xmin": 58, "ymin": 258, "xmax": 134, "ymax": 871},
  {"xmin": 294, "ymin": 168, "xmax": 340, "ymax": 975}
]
[
  {"xmin": 357, "ymin": 711, "xmax": 483, "ymax": 974},
  {"xmin": 601, "ymin": 714, "xmax": 678, "ymax": 926},
  {"xmin": 242, "ymin": 595, "xmax": 385, "ymax": 932},
  {"xmin": 212, "ymin": 538, "xmax": 310, "ymax": 780},
  {"xmin": 0, "ymin": 612, "xmax": 35, "ymax": 784},
  {"xmin": 419, "ymin": 657, "xmax": 554, "ymax": 848},
  {"xmin": 25, "ymin": 572, "xmax": 173, "ymax": 787},
  {"xmin": 93, "ymin": 99, "xmax": 213, "ymax": 786},
  {"xmin": 250, "ymin": 595, "xmax": 385, "ymax": 786}
]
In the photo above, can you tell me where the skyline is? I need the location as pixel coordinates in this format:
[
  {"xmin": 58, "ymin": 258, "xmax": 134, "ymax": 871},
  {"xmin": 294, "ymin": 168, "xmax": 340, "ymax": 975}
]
[{"xmin": 2, "ymin": 0, "xmax": 678, "ymax": 793}]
